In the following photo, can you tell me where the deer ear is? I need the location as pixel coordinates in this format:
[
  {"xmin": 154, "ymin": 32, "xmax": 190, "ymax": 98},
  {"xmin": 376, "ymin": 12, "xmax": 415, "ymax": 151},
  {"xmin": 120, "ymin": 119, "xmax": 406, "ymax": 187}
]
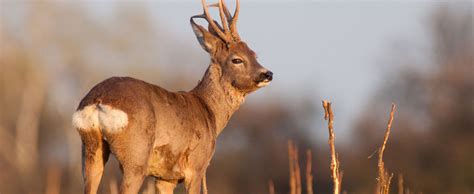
[{"xmin": 191, "ymin": 20, "xmax": 222, "ymax": 53}]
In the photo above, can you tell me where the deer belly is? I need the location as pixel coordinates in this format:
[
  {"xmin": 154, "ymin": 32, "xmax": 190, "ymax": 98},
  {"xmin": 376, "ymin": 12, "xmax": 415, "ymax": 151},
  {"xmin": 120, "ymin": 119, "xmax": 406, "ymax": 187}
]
[{"xmin": 146, "ymin": 144, "xmax": 189, "ymax": 180}]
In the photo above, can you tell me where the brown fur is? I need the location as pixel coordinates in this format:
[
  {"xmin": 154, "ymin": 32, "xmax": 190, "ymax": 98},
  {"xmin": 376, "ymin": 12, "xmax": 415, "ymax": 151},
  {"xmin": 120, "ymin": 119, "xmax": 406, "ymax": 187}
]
[{"xmin": 75, "ymin": 4, "xmax": 272, "ymax": 194}]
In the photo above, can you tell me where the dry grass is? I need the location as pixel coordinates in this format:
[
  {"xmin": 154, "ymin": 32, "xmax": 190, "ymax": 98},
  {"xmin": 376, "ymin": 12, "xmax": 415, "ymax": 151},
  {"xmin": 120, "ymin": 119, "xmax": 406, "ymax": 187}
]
[{"xmin": 287, "ymin": 140, "xmax": 313, "ymax": 194}]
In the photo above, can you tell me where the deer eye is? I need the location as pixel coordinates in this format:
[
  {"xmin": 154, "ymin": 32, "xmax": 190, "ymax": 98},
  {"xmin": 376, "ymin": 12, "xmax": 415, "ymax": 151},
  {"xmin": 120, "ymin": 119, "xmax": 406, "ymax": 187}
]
[{"xmin": 231, "ymin": 58, "xmax": 243, "ymax": 64}]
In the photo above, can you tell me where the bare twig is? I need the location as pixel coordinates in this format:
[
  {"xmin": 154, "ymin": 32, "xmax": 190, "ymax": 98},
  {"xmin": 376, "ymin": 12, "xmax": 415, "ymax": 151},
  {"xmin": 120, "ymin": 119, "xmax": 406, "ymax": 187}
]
[
  {"xmin": 305, "ymin": 149, "xmax": 314, "ymax": 194},
  {"xmin": 377, "ymin": 103, "xmax": 396, "ymax": 194},
  {"xmin": 322, "ymin": 100, "xmax": 343, "ymax": 194}
]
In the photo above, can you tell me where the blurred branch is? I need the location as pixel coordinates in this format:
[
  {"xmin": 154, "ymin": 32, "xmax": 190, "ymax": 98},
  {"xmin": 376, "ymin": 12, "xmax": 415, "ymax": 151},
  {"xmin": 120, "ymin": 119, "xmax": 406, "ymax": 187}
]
[
  {"xmin": 322, "ymin": 100, "xmax": 342, "ymax": 194},
  {"xmin": 377, "ymin": 104, "xmax": 396, "ymax": 194},
  {"xmin": 288, "ymin": 140, "xmax": 295, "ymax": 194},
  {"xmin": 305, "ymin": 149, "xmax": 314, "ymax": 194},
  {"xmin": 295, "ymin": 145, "xmax": 302, "ymax": 194}
]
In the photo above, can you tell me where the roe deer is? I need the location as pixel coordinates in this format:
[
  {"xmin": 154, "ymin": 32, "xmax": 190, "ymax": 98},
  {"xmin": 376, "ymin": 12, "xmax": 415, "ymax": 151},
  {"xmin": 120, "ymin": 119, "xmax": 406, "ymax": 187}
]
[{"xmin": 72, "ymin": 0, "xmax": 272, "ymax": 193}]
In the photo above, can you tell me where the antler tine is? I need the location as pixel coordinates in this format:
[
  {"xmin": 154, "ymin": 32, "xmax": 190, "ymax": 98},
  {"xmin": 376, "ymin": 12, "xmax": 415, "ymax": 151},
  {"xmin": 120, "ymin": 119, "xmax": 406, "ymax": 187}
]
[
  {"xmin": 218, "ymin": 0, "xmax": 230, "ymax": 33},
  {"xmin": 229, "ymin": 0, "xmax": 240, "ymax": 41},
  {"xmin": 220, "ymin": 1, "xmax": 233, "ymax": 24},
  {"xmin": 209, "ymin": 0, "xmax": 236, "ymax": 40},
  {"xmin": 201, "ymin": 0, "xmax": 229, "ymax": 43}
]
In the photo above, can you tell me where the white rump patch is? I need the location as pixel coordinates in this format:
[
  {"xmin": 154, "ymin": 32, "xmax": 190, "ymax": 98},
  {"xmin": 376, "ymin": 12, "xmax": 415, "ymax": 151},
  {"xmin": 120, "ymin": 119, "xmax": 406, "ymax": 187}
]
[
  {"xmin": 72, "ymin": 105, "xmax": 99, "ymax": 130},
  {"xmin": 72, "ymin": 104, "xmax": 128, "ymax": 133}
]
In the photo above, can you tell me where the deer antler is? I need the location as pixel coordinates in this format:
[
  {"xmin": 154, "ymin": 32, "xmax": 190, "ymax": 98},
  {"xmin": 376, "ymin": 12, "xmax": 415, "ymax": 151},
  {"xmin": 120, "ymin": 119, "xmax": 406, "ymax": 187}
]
[
  {"xmin": 228, "ymin": 0, "xmax": 240, "ymax": 41},
  {"xmin": 192, "ymin": 0, "xmax": 241, "ymax": 44},
  {"xmin": 217, "ymin": 0, "xmax": 230, "ymax": 34}
]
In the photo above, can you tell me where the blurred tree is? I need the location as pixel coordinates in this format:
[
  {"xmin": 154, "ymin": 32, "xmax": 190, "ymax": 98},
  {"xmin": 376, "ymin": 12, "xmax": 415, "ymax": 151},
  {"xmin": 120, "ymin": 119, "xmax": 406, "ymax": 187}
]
[{"xmin": 351, "ymin": 3, "xmax": 473, "ymax": 193}]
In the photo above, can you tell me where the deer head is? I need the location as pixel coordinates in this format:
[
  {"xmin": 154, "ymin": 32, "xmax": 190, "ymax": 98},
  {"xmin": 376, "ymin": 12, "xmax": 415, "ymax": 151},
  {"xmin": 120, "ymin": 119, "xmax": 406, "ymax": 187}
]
[{"xmin": 190, "ymin": 0, "xmax": 273, "ymax": 94}]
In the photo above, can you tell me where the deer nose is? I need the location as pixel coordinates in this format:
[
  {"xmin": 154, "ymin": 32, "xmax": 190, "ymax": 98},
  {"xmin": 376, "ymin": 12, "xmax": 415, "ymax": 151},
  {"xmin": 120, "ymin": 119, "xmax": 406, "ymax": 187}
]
[{"xmin": 263, "ymin": 71, "xmax": 273, "ymax": 81}]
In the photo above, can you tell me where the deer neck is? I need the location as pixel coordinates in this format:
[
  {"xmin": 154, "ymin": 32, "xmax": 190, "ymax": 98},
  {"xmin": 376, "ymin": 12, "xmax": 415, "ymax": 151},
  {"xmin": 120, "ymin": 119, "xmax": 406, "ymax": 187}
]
[{"xmin": 192, "ymin": 63, "xmax": 245, "ymax": 136}]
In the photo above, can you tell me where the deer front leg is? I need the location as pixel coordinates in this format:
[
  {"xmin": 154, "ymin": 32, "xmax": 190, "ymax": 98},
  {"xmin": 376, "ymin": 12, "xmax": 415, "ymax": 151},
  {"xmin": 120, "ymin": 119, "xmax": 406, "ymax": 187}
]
[
  {"xmin": 156, "ymin": 180, "xmax": 177, "ymax": 194},
  {"xmin": 184, "ymin": 171, "xmax": 204, "ymax": 194}
]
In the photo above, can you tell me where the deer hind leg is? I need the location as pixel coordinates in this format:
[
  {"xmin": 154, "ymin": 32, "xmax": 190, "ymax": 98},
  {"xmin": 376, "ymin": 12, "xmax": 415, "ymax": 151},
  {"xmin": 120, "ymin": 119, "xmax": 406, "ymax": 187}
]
[
  {"xmin": 112, "ymin": 128, "xmax": 152, "ymax": 194},
  {"xmin": 119, "ymin": 167, "xmax": 146, "ymax": 194},
  {"xmin": 80, "ymin": 130, "xmax": 110, "ymax": 194},
  {"xmin": 156, "ymin": 180, "xmax": 177, "ymax": 194},
  {"xmin": 113, "ymin": 142, "xmax": 149, "ymax": 194}
]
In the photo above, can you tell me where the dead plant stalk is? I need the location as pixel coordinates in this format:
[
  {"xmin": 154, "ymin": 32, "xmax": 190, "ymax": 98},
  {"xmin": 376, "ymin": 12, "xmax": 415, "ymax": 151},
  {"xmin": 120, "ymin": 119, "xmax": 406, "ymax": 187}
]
[
  {"xmin": 377, "ymin": 104, "xmax": 396, "ymax": 194},
  {"xmin": 288, "ymin": 140, "xmax": 302, "ymax": 194},
  {"xmin": 322, "ymin": 100, "xmax": 343, "ymax": 194}
]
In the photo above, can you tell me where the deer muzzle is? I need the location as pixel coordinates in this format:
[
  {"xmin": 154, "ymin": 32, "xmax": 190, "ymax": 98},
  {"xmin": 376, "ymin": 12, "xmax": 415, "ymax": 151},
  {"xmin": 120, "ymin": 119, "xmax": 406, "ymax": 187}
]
[{"xmin": 256, "ymin": 70, "xmax": 273, "ymax": 87}]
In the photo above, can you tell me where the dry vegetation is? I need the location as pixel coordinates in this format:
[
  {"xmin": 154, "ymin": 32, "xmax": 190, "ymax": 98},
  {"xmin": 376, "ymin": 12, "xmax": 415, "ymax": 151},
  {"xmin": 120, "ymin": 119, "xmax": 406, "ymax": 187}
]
[
  {"xmin": 376, "ymin": 104, "xmax": 396, "ymax": 194},
  {"xmin": 322, "ymin": 101, "xmax": 343, "ymax": 194},
  {"xmin": 270, "ymin": 102, "xmax": 402, "ymax": 194}
]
